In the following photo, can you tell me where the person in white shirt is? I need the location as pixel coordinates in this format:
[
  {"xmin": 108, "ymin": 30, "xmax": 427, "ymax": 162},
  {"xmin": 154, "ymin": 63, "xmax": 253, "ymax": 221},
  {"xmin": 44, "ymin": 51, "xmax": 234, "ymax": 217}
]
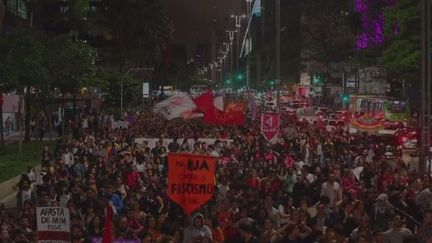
[
  {"xmin": 415, "ymin": 184, "xmax": 432, "ymax": 213},
  {"xmin": 383, "ymin": 215, "xmax": 412, "ymax": 243},
  {"xmin": 82, "ymin": 117, "xmax": 89, "ymax": 130},
  {"xmin": 26, "ymin": 167, "xmax": 36, "ymax": 186},
  {"xmin": 207, "ymin": 145, "xmax": 219, "ymax": 157},
  {"xmin": 136, "ymin": 159, "xmax": 146, "ymax": 173},
  {"xmin": 62, "ymin": 147, "xmax": 74, "ymax": 167},
  {"xmin": 320, "ymin": 174, "xmax": 342, "ymax": 207},
  {"xmin": 217, "ymin": 176, "xmax": 229, "ymax": 199}
]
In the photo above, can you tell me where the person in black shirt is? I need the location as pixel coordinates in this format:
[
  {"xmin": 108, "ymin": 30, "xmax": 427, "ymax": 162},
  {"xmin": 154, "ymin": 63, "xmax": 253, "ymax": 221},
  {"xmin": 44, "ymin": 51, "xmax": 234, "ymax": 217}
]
[{"xmin": 168, "ymin": 138, "xmax": 180, "ymax": 152}]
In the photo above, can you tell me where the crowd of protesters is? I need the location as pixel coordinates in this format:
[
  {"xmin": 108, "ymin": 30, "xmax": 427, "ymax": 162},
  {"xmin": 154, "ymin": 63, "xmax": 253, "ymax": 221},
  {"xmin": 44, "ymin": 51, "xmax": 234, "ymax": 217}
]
[{"xmin": 3, "ymin": 109, "xmax": 432, "ymax": 243}]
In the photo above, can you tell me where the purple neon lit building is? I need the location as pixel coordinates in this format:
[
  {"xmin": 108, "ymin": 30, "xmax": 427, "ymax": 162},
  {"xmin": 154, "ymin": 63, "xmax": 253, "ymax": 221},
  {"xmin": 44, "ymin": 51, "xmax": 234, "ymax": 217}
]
[{"xmin": 355, "ymin": 0, "xmax": 396, "ymax": 49}]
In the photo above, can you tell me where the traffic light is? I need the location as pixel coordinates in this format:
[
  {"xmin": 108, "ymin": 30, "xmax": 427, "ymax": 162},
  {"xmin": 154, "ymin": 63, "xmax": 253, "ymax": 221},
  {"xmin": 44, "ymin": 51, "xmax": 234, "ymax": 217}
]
[
  {"xmin": 342, "ymin": 93, "xmax": 350, "ymax": 103},
  {"xmin": 269, "ymin": 80, "xmax": 275, "ymax": 86},
  {"xmin": 312, "ymin": 74, "xmax": 323, "ymax": 85},
  {"xmin": 236, "ymin": 73, "xmax": 244, "ymax": 81},
  {"xmin": 225, "ymin": 79, "xmax": 231, "ymax": 84}
]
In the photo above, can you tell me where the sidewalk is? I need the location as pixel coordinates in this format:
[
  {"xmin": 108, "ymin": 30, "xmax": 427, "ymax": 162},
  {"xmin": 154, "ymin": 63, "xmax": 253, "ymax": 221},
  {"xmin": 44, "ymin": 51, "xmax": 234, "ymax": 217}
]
[
  {"xmin": 2, "ymin": 130, "xmax": 60, "ymax": 142},
  {"xmin": 0, "ymin": 166, "xmax": 41, "ymax": 209}
]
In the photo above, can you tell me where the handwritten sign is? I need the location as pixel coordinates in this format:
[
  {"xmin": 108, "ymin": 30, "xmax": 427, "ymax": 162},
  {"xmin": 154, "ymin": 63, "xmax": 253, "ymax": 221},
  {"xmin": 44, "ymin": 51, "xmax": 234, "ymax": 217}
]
[
  {"xmin": 37, "ymin": 207, "xmax": 70, "ymax": 243},
  {"xmin": 167, "ymin": 153, "xmax": 216, "ymax": 215}
]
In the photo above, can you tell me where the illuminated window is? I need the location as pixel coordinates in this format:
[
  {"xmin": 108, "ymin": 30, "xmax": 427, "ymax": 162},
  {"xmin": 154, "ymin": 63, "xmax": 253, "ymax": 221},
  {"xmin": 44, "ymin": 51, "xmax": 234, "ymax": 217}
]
[{"xmin": 6, "ymin": 0, "xmax": 27, "ymax": 19}]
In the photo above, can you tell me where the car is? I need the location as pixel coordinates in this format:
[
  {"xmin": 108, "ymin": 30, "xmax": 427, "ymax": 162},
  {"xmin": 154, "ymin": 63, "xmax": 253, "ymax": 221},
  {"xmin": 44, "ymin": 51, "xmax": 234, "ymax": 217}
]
[{"xmin": 382, "ymin": 120, "xmax": 405, "ymax": 130}]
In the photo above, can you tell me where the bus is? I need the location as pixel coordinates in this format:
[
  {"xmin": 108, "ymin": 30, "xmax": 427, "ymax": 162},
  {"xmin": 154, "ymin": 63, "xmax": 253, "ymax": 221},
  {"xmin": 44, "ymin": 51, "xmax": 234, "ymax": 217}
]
[
  {"xmin": 384, "ymin": 100, "xmax": 410, "ymax": 123},
  {"xmin": 349, "ymin": 95, "xmax": 410, "ymax": 123}
]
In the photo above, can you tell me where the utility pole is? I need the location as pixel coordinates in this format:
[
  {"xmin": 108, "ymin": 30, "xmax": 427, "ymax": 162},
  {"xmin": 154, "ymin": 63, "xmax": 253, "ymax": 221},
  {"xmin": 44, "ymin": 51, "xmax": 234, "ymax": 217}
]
[
  {"xmin": 276, "ymin": 0, "xmax": 281, "ymax": 109},
  {"xmin": 420, "ymin": 0, "xmax": 431, "ymax": 174}
]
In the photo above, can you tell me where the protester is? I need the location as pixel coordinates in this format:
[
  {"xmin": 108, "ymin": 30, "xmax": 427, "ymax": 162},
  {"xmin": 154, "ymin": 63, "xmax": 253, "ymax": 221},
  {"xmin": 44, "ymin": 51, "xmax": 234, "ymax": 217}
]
[{"xmin": 0, "ymin": 103, "xmax": 430, "ymax": 243}]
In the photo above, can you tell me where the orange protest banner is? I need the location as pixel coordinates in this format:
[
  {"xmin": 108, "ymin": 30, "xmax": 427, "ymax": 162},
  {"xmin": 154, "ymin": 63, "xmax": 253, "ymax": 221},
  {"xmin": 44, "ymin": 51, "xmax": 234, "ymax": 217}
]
[{"xmin": 167, "ymin": 153, "xmax": 216, "ymax": 215}]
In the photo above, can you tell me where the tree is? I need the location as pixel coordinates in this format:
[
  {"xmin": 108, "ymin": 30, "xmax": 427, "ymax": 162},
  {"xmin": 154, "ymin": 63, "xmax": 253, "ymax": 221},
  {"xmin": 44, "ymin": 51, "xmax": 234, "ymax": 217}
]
[
  {"xmin": 32, "ymin": 0, "xmax": 89, "ymax": 36},
  {"xmin": 98, "ymin": 70, "xmax": 141, "ymax": 116},
  {"xmin": 46, "ymin": 35, "xmax": 98, "ymax": 122},
  {"xmin": 0, "ymin": 30, "xmax": 47, "ymax": 142},
  {"xmin": 88, "ymin": 0, "xmax": 171, "ymax": 69},
  {"xmin": 165, "ymin": 61, "xmax": 206, "ymax": 91},
  {"xmin": 301, "ymin": 0, "xmax": 355, "ymax": 79},
  {"xmin": 380, "ymin": 0, "xmax": 421, "ymax": 85}
]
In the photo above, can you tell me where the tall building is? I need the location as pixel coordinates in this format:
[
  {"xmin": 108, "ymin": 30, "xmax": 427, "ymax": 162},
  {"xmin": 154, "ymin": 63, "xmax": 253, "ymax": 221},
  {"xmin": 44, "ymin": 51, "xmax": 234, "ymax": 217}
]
[{"xmin": 1, "ymin": 0, "xmax": 29, "ymax": 34}]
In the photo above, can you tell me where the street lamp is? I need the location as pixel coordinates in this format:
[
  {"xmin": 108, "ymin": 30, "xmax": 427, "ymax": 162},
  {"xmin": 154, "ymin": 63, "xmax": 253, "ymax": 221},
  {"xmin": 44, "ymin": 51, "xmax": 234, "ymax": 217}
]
[
  {"xmin": 230, "ymin": 14, "xmax": 246, "ymax": 70},
  {"xmin": 231, "ymin": 14, "xmax": 246, "ymax": 28},
  {"xmin": 120, "ymin": 67, "xmax": 153, "ymax": 115}
]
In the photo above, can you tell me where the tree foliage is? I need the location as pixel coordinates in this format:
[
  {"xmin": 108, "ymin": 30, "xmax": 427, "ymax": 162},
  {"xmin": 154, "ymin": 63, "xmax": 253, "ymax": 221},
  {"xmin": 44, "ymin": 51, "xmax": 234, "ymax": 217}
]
[
  {"xmin": 0, "ymin": 30, "xmax": 49, "ymax": 141},
  {"xmin": 88, "ymin": 0, "xmax": 172, "ymax": 68},
  {"xmin": 380, "ymin": 0, "xmax": 421, "ymax": 84},
  {"xmin": 98, "ymin": 70, "xmax": 142, "ymax": 113},
  {"xmin": 301, "ymin": 0, "xmax": 355, "ymax": 74},
  {"xmin": 46, "ymin": 35, "xmax": 98, "ymax": 94},
  {"xmin": 0, "ymin": 30, "xmax": 47, "ymax": 93}
]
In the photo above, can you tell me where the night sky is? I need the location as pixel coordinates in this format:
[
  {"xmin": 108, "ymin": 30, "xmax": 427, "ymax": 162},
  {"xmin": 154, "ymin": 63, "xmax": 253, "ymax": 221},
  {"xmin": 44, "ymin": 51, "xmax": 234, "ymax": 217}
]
[{"xmin": 161, "ymin": 0, "xmax": 242, "ymax": 45}]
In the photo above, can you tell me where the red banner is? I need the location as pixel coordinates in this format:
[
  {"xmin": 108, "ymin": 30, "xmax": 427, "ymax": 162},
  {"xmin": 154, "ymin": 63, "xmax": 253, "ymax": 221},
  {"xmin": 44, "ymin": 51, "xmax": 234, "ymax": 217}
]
[
  {"xmin": 167, "ymin": 153, "xmax": 216, "ymax": 215},
  {"xmin": 261, "ymin": 113, "xmax": 280, "ymax": 141}
]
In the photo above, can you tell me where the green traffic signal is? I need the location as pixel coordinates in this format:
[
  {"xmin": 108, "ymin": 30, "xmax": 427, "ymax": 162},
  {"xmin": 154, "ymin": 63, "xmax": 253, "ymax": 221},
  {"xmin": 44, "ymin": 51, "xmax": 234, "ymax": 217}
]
[
  {"xmin": 237, "ymin": 74, "xmax": 244, "ymax": 80},
  {"xmin": 226, "ymin": 79, "xmax": 231, "ymax": 84},
  {"xmin": 313, "ymin": 75, "xmax": 321, "ymax": 84},
  {"xmin": 342, "ymin": 94, "xmax": 350, "ymax": 103},
  {"xmin": 269, "ymin": 80, "xmax": 275, "ymax": 86},
  {"xmin": 312, "ymin": 73, "xmax": 327, "ymax": 86}
]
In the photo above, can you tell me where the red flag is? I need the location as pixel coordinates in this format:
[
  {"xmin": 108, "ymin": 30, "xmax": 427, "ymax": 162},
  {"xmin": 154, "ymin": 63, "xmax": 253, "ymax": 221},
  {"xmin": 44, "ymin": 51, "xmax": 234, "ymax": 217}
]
[
  {"xmin": 194, "ymin": 91, "xmax": 245, "ymax": 126},
  {"xmin": 194, "ymin": 91, "xmax": 214, "ymax": 112},
  {"xmin": 102, "ymin": 204, "xmax": 113, "ymax": 243},
  {"xmin": 225, "ymin": 102, "xmax": 246, "ymax": 112}
]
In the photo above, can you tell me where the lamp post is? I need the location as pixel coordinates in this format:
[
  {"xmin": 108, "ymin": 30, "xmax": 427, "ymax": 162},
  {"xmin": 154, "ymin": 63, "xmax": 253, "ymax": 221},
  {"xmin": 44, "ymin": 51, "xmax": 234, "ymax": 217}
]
[
  {"xmin": 120, "ymin": 67, "xmax": 153, "ymax": 115},
  {"xmin": 226, "ymin": 30, "xmax": 235, "ymax": 79},
  {"xmin": 231, "ymin": 14, "xmax": 246, "ymax": 70}
]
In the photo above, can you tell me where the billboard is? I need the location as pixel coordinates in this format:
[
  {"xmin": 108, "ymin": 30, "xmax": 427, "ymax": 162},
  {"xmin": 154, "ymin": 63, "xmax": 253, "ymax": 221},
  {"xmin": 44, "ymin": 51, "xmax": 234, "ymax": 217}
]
[{"xmin": 142, "ymin": 82, "xmax": 150, "ymax": 98}]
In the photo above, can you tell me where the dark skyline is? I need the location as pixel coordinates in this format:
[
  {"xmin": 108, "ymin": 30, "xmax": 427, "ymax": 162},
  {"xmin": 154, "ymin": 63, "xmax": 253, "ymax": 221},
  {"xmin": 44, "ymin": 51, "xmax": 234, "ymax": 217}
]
[{"xmin": 161, "ymin": 0, "xmax": 242, "ymax": 54}]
